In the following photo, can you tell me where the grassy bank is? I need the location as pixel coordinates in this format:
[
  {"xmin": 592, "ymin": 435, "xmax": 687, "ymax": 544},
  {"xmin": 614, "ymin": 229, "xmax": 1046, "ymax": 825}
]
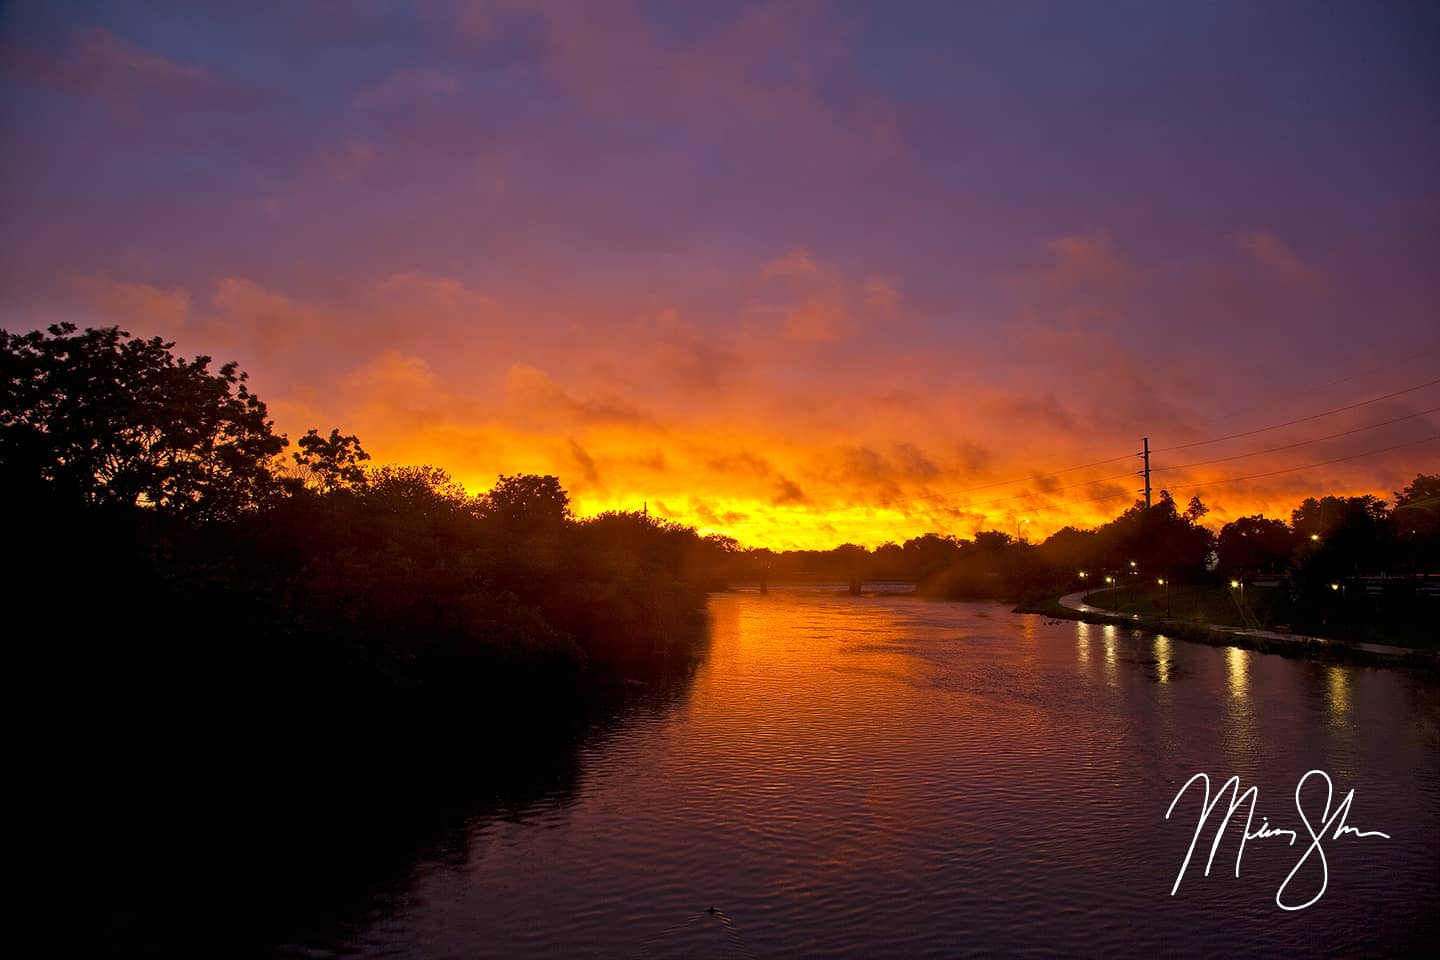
[
  {"xmin": 1016, "ymin": 592, "xmax": 1440, "ymax": 671},
  {"xmin": 1068, "ymin": 580, "xmax": 1439, "ymax": 651}
]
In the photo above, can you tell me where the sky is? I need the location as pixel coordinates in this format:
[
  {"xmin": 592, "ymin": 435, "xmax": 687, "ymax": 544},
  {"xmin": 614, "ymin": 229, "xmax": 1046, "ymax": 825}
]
[{"xmin": 2, "ymin": 0, "xmax": 1437, "ymax": 548}]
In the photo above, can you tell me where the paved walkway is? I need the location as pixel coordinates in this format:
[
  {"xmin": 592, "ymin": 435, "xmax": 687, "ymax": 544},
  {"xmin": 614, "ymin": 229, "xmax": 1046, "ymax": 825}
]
[{"xmin": 1055, "ymin": 588, "xmax": 1434, "ymax": 662}]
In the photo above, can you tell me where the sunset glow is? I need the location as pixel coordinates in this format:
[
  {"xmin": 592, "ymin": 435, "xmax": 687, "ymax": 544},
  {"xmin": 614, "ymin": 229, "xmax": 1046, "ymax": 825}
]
[{"xmin": 2, "ymin": 2, "xmax": 1436, "ymax": 548}]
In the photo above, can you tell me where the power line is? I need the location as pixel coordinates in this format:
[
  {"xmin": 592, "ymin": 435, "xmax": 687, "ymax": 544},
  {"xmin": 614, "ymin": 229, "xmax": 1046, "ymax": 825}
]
[
  {"xmin": 890, "ymin": 374, "xmax": 1439, "ymax": 516},
  {"xmin": 927, "ymin": 428, "xmax": 1434, "ymax": 518},
  {"xmin": 1174, "ymin": 435, "xmax": 1440, "ymax": 490},
  {"xmin": 1154, "ymin": 405, "xmax": 1440, "ymax": 472},
  {"xmin": 1154, "ymin": 375, "xmax": 1440, "ymax": 453},
  {"xmin": 928, "ymin": 374, "xmax": 1438, "ymax": 503},
  {"xmin": 943, "ymin": 434, "xmax": 1439, "ymax": 519},
  {"xmin": 1205, "ymin": 344, "xmax": 1440, "ymax": 423}
]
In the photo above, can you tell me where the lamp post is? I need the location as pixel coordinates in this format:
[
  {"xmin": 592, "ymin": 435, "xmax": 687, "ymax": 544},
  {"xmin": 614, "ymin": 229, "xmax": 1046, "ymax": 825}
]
[
  {"xmin": 1158, "ymin": 578, "xmax": 1170, "ymax": 618},
  {"xmin": 1230, "ymin": 579, "xmax": 1246, "ymax": 627}
]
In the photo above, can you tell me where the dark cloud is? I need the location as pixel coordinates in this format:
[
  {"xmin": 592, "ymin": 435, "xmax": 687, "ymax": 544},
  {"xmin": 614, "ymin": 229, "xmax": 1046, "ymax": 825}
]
[{"xmin": 772, "ymin": 477, "xmax": 808, "ymax": 506}]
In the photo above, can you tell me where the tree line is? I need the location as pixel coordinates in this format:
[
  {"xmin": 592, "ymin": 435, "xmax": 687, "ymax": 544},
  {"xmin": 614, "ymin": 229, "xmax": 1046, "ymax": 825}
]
[
  {"xmin": 3, "ymin": 324, "xmax": 737, "ymax": 855},
  {"xmin": 3, "ymin": 324, "xmax": 751, "ymax": 954},
  {"xmin": 5, "ymin": 323, "xmax": 1433, "ymax": 679},
  {"xmin": 15, "ymin": 322, "xmax": 1427, "ymax": 950},
  {"xmin": 709, "ymin": 474, "xmax": 1438, "ymax": 642}
]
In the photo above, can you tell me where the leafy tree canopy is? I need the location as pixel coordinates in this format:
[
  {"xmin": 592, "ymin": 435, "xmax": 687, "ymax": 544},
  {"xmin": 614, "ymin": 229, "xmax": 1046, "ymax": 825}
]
[
  {"xmin": 1290, "ymin": 495, "xmax": 1387, "ymax": 539},
  {"xmin": 292, "ymin": 428, "xmax": 369, "ymax": 494},
  {"xmin": 1216, "ymin": 515, "xmax": 1295, "ymax": 578},
  {"xmin": 482, "ymin": 474, "xmax": 571, "ymax": 527},
  {"xmin": 1394, "ymin": 473, "xmax": 1440, "ymax": 509},
  {"xmin": 1, "ymin": 323, "xmax": 285, "ymax": 519}
]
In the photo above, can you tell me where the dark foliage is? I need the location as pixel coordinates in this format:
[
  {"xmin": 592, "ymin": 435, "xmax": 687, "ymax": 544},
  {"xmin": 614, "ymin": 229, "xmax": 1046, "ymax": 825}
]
[
  {"xmin": 1, "ymin": 324, "xmax": 286, "ymax": 518},
  {"xmin": 1, "ymin": 324, "xmax": 723, "ymax": 954}
]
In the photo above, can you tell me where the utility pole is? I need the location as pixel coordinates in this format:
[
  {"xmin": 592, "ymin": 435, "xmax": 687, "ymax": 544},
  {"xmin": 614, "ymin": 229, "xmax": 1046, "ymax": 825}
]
[{"xmin": 1138, "ymin": 437, "xmax": 1151, "ymax": 508}]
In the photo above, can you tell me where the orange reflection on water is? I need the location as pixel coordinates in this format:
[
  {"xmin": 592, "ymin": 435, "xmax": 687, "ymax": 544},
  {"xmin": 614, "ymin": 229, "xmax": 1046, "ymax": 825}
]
[
  {"xmin": 691, "ymin": 588, "xmax": 956, "ymax": 891},
  {"xmin": 1226, "ymin": 646, "xmax": 1249, "ymax": 700},
  {"xmin": 1328, "ymin": 665, "xmax": 1351, "ymax": 718},
  {"xmin": 1152, "ymin": 634, "xmax": 1172, "ymax": 684}
]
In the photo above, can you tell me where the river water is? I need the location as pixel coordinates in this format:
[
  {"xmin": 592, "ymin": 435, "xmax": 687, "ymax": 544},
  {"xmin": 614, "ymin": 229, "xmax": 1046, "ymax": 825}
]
[{"xmin": 282, "ymin": 586, "xmax": 1440, "ymax": 958}]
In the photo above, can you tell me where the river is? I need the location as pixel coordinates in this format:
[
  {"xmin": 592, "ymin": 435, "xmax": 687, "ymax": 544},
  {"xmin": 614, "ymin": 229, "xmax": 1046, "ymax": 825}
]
[{"xmin": 279, "ymin": 586, "xmax": 1440, "ymax": 957}]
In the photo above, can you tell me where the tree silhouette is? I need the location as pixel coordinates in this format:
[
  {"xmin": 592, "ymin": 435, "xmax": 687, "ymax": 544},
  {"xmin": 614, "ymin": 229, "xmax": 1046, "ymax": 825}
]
[
  {"xmin": 293, "ymin": 428, "xmax": 370, "ymax": 493},
  {"xmin": 483, "ymin": 474, "xmax": 571, "ymax": 527},
  {"xmin": 1394, "ymin": 473, "xmax": 1440, "ymax": 509},
  {"xmin": 1216, "ymin": 515, "xmax": 1295, "ymax": 578},
  {"xmin": 1392, "ymin": 473, "xmax": 1440, "ymax": 571},
  {"xmin": 1, "ymin": 323, "xmax": 285, "ymax": 518}
]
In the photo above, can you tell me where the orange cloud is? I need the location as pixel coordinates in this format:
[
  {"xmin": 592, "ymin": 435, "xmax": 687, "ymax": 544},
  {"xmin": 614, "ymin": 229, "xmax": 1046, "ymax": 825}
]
[
  {"xmin": 1235, "ymin": 227, "xmax": 1322, "ymax": 287},
  {"xmin": 1049, "ymin": 229, "xmax": 1132, "ymax": 293},
  {"xmin": 76, "ymin": 276, "xmax": 191, "ymax": 333},
  {"xmin": 211, "ymin": 277, "xmax": 334, "ymax": 350},
  {"xmin": 55, "ymin": 244, "xmax": 1437, "ymax": 552},
  {"xmin": 782, "ymin": 301, "xmax": 853, "ymax": 343}
]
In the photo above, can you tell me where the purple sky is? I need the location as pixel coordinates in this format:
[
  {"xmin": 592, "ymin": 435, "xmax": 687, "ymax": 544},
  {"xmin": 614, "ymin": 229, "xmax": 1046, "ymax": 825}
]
[{"xmin": 3, "ymin": 1, "xmax": 1437, "ymax": 546}]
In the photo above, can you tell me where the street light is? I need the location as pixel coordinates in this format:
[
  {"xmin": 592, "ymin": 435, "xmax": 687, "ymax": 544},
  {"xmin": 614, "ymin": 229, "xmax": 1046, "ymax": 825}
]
[
  {"xmin": 1157, "ymin": 578, "xmax": 1170, "ymax": 618},
  {"xmin": 1230, "ymin": 579, "xmax": 1246, "ymax": 626}
]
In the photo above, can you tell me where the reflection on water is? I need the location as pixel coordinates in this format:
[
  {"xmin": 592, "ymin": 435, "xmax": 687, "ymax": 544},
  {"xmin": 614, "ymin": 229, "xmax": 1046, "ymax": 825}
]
[
  {"xmin": 1226, "ymin": 645, "xmax": 1249, "ymax": 699},
  {"xmin": 1153, "ymin": 634, "xmax": 1172, "ymax": 684},
  {"xmin": 1329, "ymin": 665, "xmax": 1351, "ymax": 718},
  {"xmin": 282, "ymin": 588, "xmax": 1440, "ymax": 958}
]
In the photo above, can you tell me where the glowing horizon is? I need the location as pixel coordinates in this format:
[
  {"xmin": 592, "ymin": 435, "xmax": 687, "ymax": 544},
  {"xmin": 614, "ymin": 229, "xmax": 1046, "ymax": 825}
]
[{"xmin": 2, "ymin": 3, "xmax": 1435, "ymax": 551}]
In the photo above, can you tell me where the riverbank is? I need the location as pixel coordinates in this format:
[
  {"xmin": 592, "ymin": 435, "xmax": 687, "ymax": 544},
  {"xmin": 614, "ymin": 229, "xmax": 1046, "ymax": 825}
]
[{"xmin": 1019, "ymin": 588, "xmax": 1440, "ymax": 671}]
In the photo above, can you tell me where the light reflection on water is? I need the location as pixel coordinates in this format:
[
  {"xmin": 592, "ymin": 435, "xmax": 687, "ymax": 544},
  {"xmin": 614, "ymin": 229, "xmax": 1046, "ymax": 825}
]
[
  {"xmin": 1226, "ymin": 645, "xmax": 1249, "ymax": 700},
  {"xmin": 1328, "ymin": 665, "xmax": 1350, "ymax": 718},
  {"xmin": 298, "ymin": 588, "xmax": 1440, "ymax": 959},
  {"xmin": 1153, "ymin": 634, "xmax": 1172, "ymax": 685}
]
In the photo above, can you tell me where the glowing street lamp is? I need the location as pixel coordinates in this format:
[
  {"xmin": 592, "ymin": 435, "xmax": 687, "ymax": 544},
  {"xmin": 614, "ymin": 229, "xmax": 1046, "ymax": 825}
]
[{"xmin": 1157, "ymin": 578, "xmax": 1170, "ymax": 617}]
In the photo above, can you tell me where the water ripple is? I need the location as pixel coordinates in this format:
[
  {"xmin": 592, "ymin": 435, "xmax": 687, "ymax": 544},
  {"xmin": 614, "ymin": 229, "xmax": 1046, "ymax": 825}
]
[{"xmin": 287, "ymin": 591, "xmax": 1440, "ymax": 958}]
